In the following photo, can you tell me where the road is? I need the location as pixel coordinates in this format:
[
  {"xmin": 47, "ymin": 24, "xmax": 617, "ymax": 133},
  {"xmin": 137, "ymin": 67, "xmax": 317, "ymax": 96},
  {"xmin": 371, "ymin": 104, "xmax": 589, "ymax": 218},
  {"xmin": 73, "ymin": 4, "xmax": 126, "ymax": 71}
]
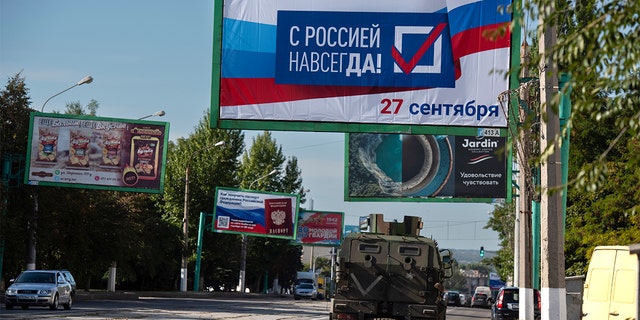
[{"xmin": 0, "ymin": 293, "xmax": 491, "ymax": 319}]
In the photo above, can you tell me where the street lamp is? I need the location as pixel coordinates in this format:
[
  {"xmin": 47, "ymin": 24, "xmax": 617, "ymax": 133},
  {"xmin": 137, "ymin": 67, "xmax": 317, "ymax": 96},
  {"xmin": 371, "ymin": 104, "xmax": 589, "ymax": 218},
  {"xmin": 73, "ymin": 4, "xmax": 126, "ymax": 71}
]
[
  {"xmin": 27, "ymin": 76, "xmax": 94, "ymax": 271},
  {"xmin": 181, "ymin": 140, "xmax": 225, "ymax": 292},
  {"xmin": 137, "ymin": 110, "xmax": 166, "ymax": 120},
  {"xmin": 41, "ymin": 75, "xmax": 93, "ymax": 112},
  {"xmin": 238, "ymin": 168, "xmax": 279, "ymax": 293}
]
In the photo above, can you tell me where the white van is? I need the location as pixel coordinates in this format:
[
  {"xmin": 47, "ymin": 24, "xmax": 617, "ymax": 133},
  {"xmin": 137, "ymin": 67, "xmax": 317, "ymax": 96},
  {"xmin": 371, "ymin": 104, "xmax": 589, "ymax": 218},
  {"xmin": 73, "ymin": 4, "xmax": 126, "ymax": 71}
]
[
  {"xmin": 475, "ymin": 286, "xmax": 491, "ymax": 295},
  {"xmin": 581, "ymin": 244, "xmax": 639, "ymax": 320}
]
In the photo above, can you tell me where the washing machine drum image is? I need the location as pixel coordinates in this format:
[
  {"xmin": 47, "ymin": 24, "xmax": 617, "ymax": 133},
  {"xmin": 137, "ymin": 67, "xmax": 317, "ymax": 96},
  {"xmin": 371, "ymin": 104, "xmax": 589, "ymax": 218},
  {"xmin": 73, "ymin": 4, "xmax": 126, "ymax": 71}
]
[{"xmin": 354, "ymin": 134, "xmax": 452, "ymax": 197}]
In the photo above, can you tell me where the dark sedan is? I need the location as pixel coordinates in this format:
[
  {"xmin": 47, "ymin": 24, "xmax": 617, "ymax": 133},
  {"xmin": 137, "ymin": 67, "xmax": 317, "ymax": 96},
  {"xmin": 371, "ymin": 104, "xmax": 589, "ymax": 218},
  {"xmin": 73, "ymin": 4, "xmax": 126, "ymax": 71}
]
[
  {"xmin": 490, "ymin": 287, "xmax": 541, "ymax": 320},
  {"xmin": 470, "ymin": 293, "xmax": 490, "ymax": 308},
  {"xmin": 445, "ymin": 291, "xmax": 462, "ymax": 306}
]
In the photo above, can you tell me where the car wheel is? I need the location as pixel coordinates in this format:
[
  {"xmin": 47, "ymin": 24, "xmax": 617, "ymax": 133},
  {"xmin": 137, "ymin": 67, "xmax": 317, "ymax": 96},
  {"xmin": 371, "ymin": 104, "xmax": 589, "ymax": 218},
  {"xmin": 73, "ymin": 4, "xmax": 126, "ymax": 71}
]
[
  {"xmin": 63, "ymin": 295, "xmax": 73, "ymax": 310},
  {"xmin": 50, "ymin": 293, "xmax": 59, "ymax": 310},
  {"xmin": 5, "ymin": 304, "xmax": 13, "ymax": 310}
]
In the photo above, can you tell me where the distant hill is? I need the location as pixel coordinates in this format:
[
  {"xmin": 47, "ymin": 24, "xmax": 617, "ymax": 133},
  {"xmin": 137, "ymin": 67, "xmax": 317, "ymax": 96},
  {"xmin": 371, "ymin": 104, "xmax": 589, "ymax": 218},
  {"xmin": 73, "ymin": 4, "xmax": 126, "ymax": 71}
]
[{"xmin": 449, "ymin": 249, "xmax": 497, "ymax": 264}]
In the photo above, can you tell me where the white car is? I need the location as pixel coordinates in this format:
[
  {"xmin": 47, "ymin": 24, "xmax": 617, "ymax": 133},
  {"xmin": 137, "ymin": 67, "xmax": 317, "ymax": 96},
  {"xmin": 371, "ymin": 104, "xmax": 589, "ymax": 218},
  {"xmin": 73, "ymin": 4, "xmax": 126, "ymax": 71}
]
[
  {"xmin": 4, "ymin": 270, "xmax": 73, "ymax": 310},
  {"xmin": 294, "ymin": 283, "xmax": 318, "ymax": 300}
]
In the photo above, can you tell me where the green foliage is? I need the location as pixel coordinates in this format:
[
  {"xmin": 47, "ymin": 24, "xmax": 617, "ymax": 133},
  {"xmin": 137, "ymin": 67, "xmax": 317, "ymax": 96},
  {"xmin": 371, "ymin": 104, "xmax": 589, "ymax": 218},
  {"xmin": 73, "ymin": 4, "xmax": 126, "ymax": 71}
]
[
  {"xmin": 159, "ymin": 112, "xmax": 244, "ymax": 290},
  {"xmin": 239, "ymin": 131, "xmax": 305, "ymax": 293},
  {"xmin": 1, "ymin": 73, "xmax": 34, "ymax": 286},
  {"xmin": 484, "ymin": 202, "xmax": 515, "ymax": 282},
  {"xmin": 62, "ymin": 100, "xmax": 99, "ymax": 116},
  {"xmin": 0, "ymin": 73, "xmax": 32, "ymax": 154},
  {"xmin": 443, "ymin": 268, "xmax": 468, "ymax": 292},
  {"xmin": 527, "ymin": 0, "xmax": 640, "ymax": 275}
]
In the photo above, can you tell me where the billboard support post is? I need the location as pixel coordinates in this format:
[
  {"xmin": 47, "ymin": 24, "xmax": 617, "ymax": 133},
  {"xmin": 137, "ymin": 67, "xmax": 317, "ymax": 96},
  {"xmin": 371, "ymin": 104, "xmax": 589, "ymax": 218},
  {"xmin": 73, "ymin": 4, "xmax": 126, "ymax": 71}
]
[
  {"xmin": 194, "ymin": 212, "xmax": 208, "ymax": 292},
  {"xmin": 181, "ymin": 141, "xmax": 225, "ymax": 292},
  {"xmin": 237, "ymin": 169, "xmax": 278, "ymax": 293}
]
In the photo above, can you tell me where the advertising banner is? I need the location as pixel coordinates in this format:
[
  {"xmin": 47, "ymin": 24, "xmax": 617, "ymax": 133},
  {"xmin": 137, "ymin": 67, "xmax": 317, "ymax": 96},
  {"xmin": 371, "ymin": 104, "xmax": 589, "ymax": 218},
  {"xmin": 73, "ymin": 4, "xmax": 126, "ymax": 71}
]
[
  {"xmin": 295, "ymin": 211, "xmax": 343, "ymax": 246},
  {"xmin": 346, "ymin": 132, "xmax": 507, "ymax": 202},
  {"xmin": 214, "ymin": 0, "xmax": 512, "ymax": 132},
  {"xmin": 213, "ymin": 188, "xmax": 300, "ymax": 239},
  {"xmin": 25, "ymin": 113, "xmax": 169, "ymax": 193}
]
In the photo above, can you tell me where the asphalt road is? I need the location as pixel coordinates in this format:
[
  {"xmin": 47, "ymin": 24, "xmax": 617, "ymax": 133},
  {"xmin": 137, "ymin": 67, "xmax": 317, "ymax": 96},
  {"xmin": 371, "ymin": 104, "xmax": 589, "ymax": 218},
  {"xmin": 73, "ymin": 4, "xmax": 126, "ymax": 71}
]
[{"xmin": 0, "ymin": 292, "xmax": 491, "ymax": 320}]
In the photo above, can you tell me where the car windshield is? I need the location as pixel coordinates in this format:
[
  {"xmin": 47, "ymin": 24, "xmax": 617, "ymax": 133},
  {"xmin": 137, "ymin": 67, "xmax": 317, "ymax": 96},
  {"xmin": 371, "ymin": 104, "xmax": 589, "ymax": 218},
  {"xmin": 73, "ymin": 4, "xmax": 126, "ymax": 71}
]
[
  {"xmin": 17, "ymin": 272, "xmax": 55, "ymax": 284},
  {"xmin": 298, "ymin": 284, "xmax": 314, "ymax": 289}
]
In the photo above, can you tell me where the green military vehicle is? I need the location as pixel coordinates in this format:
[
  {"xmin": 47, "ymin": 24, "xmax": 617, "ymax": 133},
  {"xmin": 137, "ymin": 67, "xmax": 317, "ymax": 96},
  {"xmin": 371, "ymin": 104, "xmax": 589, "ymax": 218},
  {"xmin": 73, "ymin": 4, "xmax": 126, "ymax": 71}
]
[{"xmin": 330, "ymin": 215, "xmax": 453, "ymax": 320}]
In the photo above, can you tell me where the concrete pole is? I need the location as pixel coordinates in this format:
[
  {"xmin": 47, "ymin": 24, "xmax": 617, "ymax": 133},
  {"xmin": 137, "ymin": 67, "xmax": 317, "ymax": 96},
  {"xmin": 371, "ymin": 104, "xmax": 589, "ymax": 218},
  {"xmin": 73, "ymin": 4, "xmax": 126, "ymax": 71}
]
[
  {"xmin": 539, "ymin": 1, "xmax": 566, "ymax": 318},
  {"xmin": 517, "ymin": 38, "xmax": 534, "ymax": 320},
  {"xmin": 107, "ymin": 261, "xmax": 117, "ymax": 292},
  {"xmin": 238, "ymin": 234, "xmax": 247, "ymax": 293},
  {"xmin": 26, "ymin": 191, "xmax": 38, "ymax": 270}
]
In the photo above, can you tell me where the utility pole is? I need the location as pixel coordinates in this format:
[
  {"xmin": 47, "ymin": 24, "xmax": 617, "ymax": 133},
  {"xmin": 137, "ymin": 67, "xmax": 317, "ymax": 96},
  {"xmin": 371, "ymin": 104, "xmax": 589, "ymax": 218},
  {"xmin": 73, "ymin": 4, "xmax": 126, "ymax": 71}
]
[
  {"xmin": 539, "ymin": 0, "xmax": 566, "ymax": 318},
  {"xmin": 517, "ymin": 38, "xmax": 535, "ymax": 320}
]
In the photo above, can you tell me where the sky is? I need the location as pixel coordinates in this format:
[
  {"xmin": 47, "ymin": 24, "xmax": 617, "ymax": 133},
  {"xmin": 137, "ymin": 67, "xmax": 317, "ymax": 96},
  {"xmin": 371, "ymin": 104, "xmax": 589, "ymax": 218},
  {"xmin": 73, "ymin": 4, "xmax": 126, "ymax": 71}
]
[{"xmin": 1, "ymin": 0, "xmax": 501, "ymax": 251}]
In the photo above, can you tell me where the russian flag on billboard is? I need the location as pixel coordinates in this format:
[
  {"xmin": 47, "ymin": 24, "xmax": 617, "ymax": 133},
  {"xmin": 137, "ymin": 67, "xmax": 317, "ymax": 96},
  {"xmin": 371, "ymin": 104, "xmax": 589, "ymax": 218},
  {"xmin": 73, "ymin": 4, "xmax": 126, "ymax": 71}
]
[{"xmin": 218, "ymin": 0, "xmax": 511, "ymax": 128}]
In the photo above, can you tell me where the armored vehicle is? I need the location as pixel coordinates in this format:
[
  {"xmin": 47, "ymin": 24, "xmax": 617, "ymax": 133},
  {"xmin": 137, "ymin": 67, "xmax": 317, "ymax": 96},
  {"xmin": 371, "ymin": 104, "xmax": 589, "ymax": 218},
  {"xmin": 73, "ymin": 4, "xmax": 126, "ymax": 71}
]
[{"xmin": 330, "ymin": 215, "xmax": 452, "ymax": 320}]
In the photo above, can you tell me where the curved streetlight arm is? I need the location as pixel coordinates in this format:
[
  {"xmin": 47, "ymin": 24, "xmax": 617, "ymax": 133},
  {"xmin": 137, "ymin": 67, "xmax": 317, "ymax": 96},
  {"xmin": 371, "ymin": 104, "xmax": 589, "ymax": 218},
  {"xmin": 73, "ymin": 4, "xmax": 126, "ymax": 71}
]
[
  {"xmin": 249, "ymin": 169, "xmax": 278, "ymax": 189},
  {"xmin": 41, "ymin": 76, "xmax": 93, "ymax": 112},
  {"xmin": 138, "ymin": 110, "xmax": 166, "ymax": 120}
]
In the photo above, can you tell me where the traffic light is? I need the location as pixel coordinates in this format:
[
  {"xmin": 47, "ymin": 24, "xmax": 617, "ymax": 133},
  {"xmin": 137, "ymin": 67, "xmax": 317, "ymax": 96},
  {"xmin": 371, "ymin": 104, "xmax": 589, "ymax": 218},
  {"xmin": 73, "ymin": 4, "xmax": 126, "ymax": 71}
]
[{"xmin": 480, "ymin": 246, "xmax": 485, "ymax": 257}]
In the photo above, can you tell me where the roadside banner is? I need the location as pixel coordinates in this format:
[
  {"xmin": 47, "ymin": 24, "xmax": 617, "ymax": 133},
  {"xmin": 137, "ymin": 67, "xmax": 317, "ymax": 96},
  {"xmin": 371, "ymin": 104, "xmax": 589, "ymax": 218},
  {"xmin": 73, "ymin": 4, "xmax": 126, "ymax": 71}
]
[
  {"xmin": 213, "ymin": 0, "xmax": 512, "ymax": 133},
  {"xmin": 295, "ymin": 211, "xmax": 343, "ymax": 246},
  {"xmin": 346, "ymin": 133, "xmax": 507, "ymax": 202},
  {"xmin": 213, "ymin": 187, "xmax": 300, "ymax": 239},
  {"xmin": 25, "ymin": 113, "xmax": 169, "ymax": 193}
]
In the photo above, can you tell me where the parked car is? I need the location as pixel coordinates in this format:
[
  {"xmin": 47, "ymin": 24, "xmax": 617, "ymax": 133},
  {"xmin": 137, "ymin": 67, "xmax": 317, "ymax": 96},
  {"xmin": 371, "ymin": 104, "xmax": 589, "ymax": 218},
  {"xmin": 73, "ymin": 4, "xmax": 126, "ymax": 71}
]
[
  {"xmin": 459, "ymin": 293, "xmax": 468, "ymax": 306},
  {"xmin": 491, "ymin": 287, "xmax": 541, "ymax": 320},
  {"xmin": 59, "ymin": 270, "xmax": 76, "ymax": 296},
  {"xmin": 445, "ymin": 291, "xmax": 462, "ymax": 306},
  {"xmin": 471, "ymin": 292, "xmax": 491, "ymax": 308},
  {"xmin": 294, "ymin": 283, "xmax": 318, "ymax": 300},
  {"xmin": 4, "ymin": 270, "xmax": 73, "ymax": 310}
]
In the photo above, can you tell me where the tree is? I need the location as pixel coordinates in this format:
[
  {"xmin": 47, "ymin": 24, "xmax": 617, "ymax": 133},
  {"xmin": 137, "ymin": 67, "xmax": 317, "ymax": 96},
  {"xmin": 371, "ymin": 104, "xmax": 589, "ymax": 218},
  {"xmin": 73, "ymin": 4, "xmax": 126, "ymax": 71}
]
[
  {"xmin": 444, "ymin": 268, "xmax": 468, "ymax": 292},
  {"xmin": 505, "ymin": 0, "xmax": 640, "ymax": 276},
  {"xmin": 0, "ymin": 73, "xmax": 34, "ymax": 287},
  {"xmin": 160, "ymin": 112, "xmax": 244, "ymax": 291},
  {"xmin": 62, "ymin": 100, "xmax": 99, "ymax": 116},
  {"xmin": 239, "ymin": 131, "xmax": 305, "ymax": 293},
  {"xmin": 484, "ymin": 202, "xmax": 515, "ymax": 283}
]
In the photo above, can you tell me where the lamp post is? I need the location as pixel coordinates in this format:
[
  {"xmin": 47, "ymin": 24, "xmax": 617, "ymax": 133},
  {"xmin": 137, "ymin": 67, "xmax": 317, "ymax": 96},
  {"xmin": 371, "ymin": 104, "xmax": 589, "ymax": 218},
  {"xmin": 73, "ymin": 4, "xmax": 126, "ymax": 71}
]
[
  {"xmin": 137, "ymin": 110, "xmax": 166, "ymax": 120},
  {"xmin": 238, "ymin": 169, "xmax": 278, "ymax": 293},
  {"xmin": 27, "ymin": 76, "xmax": 93, "ymax": 271},
  {"xmin": 181, "ymin": 140, "xmax": 225, "ymax": 292},
  {"xmin": 40, "ymin": 76, "xmax": 93, "ymax": 112}
]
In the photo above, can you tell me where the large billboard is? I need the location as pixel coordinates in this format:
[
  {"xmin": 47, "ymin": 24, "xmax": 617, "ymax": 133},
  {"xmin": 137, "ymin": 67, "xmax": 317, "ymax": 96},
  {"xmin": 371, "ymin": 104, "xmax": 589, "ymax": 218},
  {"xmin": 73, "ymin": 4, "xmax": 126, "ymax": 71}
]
[
  {"xmin": 212, "ymin": 0, "xmax": 512, "ymax": 134},
  {"xmin": 213, "ymin": 188, "xmax": 300, "ymax": 239},
  {"xmin": 295, "ymin": 211, "xmax": 343, "ymax": 246},
  {"xmin": 346, "ymin": 132, "xmax": 508, "ymax": 202},
  {"xmin": 25, "ymin": 113, "xmax": 169, "ymax": 193}
]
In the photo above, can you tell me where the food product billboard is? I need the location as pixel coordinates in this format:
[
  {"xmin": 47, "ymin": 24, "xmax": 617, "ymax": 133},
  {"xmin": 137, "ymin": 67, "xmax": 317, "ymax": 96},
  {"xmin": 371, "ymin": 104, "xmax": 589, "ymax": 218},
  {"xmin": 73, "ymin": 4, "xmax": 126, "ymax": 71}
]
[
  {"xmin": 295, "ymin": 211, "xmax": 343, "ymax": 246},
  {"xmin": 213, "ymin": 187, "xmax": 300, "ymax": 239},
  {"xmin": 25, "ymin": 113, "xmax": 169, "ymax": 193},
  {"xmin": 212, "ymin": 0, "xmax": 512, "ymax": 134},
  {"xmin": 346, "ymin": 132, "xmax": 508, "ymax": 202}
]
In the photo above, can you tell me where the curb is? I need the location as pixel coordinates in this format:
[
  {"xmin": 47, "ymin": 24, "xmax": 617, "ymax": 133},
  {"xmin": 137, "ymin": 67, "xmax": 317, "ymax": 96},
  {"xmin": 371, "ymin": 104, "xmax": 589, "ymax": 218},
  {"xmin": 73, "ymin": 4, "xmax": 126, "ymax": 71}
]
[{"xmin": 74, "ymin": 291, "xmax": 293, "ymax": 301}]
